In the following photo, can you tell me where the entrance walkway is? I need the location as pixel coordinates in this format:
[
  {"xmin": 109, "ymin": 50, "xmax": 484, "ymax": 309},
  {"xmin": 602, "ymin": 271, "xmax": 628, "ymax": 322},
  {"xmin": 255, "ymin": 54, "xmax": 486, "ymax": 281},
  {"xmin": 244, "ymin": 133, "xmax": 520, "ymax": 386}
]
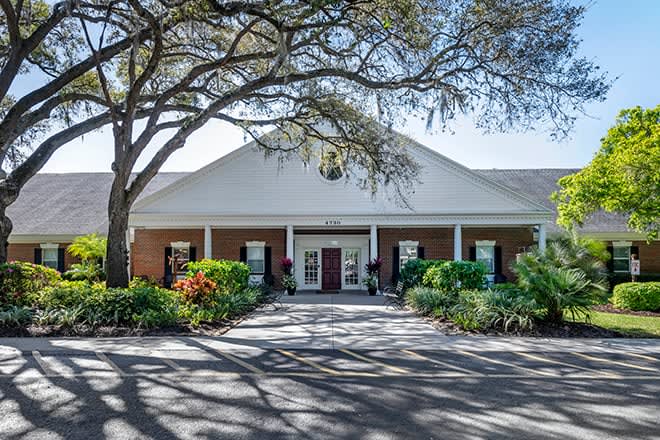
[{"xmin": 219, "ymin": 293, "xmax": 444, "ymax": 349}]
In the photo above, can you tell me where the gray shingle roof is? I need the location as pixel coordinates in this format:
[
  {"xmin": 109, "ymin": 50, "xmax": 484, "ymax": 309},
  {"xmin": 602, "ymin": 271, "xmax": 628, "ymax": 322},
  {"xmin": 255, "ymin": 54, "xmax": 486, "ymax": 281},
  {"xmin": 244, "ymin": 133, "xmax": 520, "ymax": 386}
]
[
  {"xmin": 475, "ymin": 169, "xmax": 632, "ymax": 233},
  {"xmin": 7, "ymin": 173, "xmax": 188, "ymax": 236},
  {"xmin": 7, "ymin": 168, "xmax": 630, "ymax": 237}
]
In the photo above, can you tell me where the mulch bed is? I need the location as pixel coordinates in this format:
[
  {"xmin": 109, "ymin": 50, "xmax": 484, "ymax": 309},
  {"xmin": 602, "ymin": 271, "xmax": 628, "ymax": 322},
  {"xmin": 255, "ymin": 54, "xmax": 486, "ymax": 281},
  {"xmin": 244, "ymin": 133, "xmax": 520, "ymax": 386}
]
[
  {"xmin": 424, "ymin": 315, "xmax": 628, "ymax": 338},
  {"xmin": 0, "ymin": 304, "xmax": 270, "ymax": 338},
  {"xmin": 592, "ymin": 303, "xmax": 660, "ymax": 317}
]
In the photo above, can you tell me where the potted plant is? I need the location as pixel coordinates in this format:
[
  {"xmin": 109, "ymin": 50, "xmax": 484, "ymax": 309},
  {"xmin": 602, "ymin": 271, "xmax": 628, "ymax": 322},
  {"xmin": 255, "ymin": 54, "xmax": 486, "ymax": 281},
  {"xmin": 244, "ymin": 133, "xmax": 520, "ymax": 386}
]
[
  {"xmin": 363, "ymin": 257, "xmax": 383, "ymax": 295},
  {"xmin": 282, "ymin": 274, "xmax": 297, "ymax": 295}
]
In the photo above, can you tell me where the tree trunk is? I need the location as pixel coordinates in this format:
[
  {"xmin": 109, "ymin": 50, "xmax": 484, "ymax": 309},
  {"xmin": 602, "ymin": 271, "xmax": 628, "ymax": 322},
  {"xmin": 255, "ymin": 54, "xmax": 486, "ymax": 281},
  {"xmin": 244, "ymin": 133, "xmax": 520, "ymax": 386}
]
[
  {"xmin": 0, "ymin": 180, "xmax": 20, "ymax": 264},
  {"xmin": 105, "ymin": 183, "xmax": 130, "ymax": 288}
]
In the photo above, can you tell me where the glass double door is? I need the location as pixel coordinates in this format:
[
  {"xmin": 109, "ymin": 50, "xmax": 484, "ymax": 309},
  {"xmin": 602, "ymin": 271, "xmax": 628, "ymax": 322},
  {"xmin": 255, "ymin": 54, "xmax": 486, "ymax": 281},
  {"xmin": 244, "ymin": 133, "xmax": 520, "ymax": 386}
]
[{"xmin": 302, "ymin": 248, "xmax": 360, "ymax": 290}]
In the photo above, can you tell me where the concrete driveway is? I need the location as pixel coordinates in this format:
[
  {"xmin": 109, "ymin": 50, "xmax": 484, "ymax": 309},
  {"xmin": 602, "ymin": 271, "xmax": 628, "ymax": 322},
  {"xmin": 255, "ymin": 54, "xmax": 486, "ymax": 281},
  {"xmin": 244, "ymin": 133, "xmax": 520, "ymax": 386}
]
[{"xmin": 218, "ymin": 293, "xmax": 444, "ymax": 349}]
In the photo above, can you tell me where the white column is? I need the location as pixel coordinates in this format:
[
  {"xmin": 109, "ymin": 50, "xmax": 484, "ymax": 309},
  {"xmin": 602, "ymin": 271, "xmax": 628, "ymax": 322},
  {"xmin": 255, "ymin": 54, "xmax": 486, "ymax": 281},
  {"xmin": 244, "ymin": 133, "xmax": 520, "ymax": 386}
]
[
  {"xmin": 538, "ymin": 224, "xmax": 547, "ymax": 252},
  {"xmin": 286, "ymin": 225, "xmax": 294, "ymax": 260},
  {"xmin": 125, "ymin": 228, "xmax": 131, "ymax": 274},
  {"xmin": 204, "ymin": 225, "xmax": 212, "ymax": 259},
  {"xmin": 370, "ymin": 224, "xmax": 378, "ymax": 259},
  {"xmin": 453, "ymin": 224, "xmax": 462, "ymax": 261}
]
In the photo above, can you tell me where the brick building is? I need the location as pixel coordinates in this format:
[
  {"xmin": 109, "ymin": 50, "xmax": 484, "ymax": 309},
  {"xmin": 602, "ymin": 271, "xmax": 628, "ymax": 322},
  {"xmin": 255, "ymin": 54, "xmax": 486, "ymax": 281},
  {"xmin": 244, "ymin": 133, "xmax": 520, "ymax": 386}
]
[{"xmin": 6, "ymin": 132, "xmax": 659, "ymax": 290}]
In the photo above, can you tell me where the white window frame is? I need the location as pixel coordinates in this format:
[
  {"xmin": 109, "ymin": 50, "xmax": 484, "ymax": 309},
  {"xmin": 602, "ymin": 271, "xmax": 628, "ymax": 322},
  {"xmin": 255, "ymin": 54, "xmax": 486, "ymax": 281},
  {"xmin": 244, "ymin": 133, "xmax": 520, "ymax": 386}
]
[
  {"xmin": 475, "ymin": 240, "xmax": 496, "ymax": 274},
  {"xmin": 40, "ymin": 243, "xmax": 59, "ymax": 269},
  {"xmin": 399, "ymin": 240, "xmax": 419, "ymax": 270},
  {"xmin": 170, "ymin": 241, "xmax": 190, "ymax": 281},
  {"xmin": 612, "ymin": 241, "xmax": 632, "ymax": 273},
  {"xmin": 245, "ymin": 241, "xmax": 266, "ymax": 275}
]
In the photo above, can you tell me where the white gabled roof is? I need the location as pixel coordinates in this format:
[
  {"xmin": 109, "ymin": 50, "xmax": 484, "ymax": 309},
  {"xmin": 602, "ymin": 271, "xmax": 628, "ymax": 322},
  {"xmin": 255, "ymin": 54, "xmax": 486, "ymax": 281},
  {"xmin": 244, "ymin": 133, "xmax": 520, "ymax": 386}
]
[{"xmin": 131, "ymin": 129, "xmax": 552, "ymax": 218}]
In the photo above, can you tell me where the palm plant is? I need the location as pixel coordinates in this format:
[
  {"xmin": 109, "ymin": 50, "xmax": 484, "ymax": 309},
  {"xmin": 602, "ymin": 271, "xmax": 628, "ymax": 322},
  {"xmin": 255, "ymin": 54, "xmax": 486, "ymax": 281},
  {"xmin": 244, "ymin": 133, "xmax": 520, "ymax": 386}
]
[
  {"xmin": 512, "ymin": 239, "xmax": 608, "ymax": 323},
  {"xmin": 67, "ymin": 234, "xmax": 107, "ymax": 262}
]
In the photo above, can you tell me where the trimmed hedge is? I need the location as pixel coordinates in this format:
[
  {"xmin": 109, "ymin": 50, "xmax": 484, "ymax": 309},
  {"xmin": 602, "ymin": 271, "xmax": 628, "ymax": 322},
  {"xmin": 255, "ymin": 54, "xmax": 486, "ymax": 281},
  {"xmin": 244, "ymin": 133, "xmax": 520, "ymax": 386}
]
[
  {"xmin": 399, "ymin": 259, "xmax": 443, "ymax": 289},
  {"xmin": 185, "ymin": 259, "xmax": 250, "ymax": 294},
  {"xmin": 611, "ymin": 282, "xmax": 660, "ymax": 312},
  {"xmin": 422, "ymin": 260, "xmax": 486, "ymax": 291}
]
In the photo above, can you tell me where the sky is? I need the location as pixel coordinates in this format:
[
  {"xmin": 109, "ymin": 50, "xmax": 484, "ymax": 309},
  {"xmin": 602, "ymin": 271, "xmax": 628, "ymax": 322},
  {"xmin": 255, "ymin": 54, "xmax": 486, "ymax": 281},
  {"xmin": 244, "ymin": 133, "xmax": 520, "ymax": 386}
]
[{"xmin": 34, "ymin": 1, "xmax": 660, "ymax": 173}]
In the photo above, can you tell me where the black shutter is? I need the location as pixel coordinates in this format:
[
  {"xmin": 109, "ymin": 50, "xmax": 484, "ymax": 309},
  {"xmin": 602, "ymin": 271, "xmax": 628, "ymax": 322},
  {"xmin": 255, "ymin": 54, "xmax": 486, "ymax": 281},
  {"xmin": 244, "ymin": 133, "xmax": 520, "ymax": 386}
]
[
  {"xmin": 264, "ymin": 246, "xmax": 272, "ymax": 276},
  {"xmin": 631, "ymin": 246, "xmax": 639, "ymax": 260},
  {"xmin": 57, "ymin": 248, "xmax": 65, "ymax": 272},
  {"xmin": 239, "ymin": 246, "xmax": 247, "ymax": 263},
  {"xmin": 494, "ymin": 246, "xmax": 502, "ymax": 275},
  {"xmin": 189, "ymin": 247, "xmax": 197, "ymax": 262},
  {"xmin": 468, "ymin": 247, "xmax": 476, "ymax": 261},
  {"xmin": 392, "ymin": 246, "xmax": 400, "ymax": 282},
  {"xmin": 34, "ymin": 248, "xmax": 42, "ymax": 264},
  {"xmin": 164, "ymin": 247, "xmax": 173, "ymax": 288},
  {"xmin": 417, "ymin": 246, "xmax": 425, "ymax": 259},
  {"xmin": 606, "ymin": 246, "xmax": 614, "ymax": 272}
]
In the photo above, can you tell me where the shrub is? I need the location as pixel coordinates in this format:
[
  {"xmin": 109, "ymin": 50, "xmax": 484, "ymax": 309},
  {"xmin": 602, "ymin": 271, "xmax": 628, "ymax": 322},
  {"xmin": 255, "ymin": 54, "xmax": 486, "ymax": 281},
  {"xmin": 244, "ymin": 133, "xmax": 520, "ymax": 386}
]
[
  {"xmin": 423, "ymin": 261, "xmax": 486, "ymax": 291},
  {"xmin": 38, "ymin": 281, "xmax": 100, "ymax": 309},
  {"xmin": 38, "ymin": 282, "xmax": 178, "ymax": 327},
  {"xmin": 405, "ymin": 286, "xmax": 457, "ymax": 316},
  {"xmin": 0, "ymin": 261, "xmax": 61, "ymax": 306},
  {"xmin": 129, "ymin": 276, "xmax": 160, "ymax": 289},
  {"xmin": 173, "ymin": 272, "xmax": 217, "ymax": 306},
  {"xmin": 611, "ymin": 282, "xmax": 660, "ymax": 312},
  {"xmin": 63, "ymin": 262, "xmax": 105, "ymax": 282},
  {"xmin": 513, "ymin": 240, "xmax": 608, "ymax": 322},
  {"xmin": 449, "ymin": 288, "xmax": 537, "ymax": 332},
  {"xmin": 186, "ymin": 259, "xmax": 250, "ymax": 294},
  {"xmin": 399, "ymin": 259, "xmax": 443, "ymax": 289},
  {"xmin": 0, "ymin": 306, "xmax": 33, "ymax": 327},
  {"xmin": 178, "ymin": 286, "xmax": 262, "ymax": 326}
]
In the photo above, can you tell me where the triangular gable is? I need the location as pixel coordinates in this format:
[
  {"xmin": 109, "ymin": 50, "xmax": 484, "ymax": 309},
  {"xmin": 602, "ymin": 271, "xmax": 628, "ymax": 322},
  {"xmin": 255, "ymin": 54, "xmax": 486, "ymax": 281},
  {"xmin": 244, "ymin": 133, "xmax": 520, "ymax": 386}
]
[{"xmin": 132, "ymin": 130, "xmax": 551, "ymax": 217}]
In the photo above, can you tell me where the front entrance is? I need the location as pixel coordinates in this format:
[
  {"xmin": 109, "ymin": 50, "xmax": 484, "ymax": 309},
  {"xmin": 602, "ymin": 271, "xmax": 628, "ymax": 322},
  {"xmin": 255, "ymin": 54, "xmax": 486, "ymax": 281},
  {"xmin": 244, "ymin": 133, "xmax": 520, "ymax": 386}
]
[{"xmin": 321, "ymin": 248, "xmax": 342, "ymax": 290}]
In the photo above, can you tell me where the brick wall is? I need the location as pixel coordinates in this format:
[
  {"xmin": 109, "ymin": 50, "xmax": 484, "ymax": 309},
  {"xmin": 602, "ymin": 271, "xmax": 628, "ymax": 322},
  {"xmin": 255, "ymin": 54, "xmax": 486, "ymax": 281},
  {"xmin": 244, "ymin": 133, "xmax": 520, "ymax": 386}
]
[
  {"xmin": 635, "ymin": 241, "xmax": 660, "ymax": 274},
  {"xmin": 212, "ymin": 228, "xmax": 286, "ymax": 284},
  {"xmin": 132, "ymin": 229, "xmax": 204, "ymax": 281},
  {"xmin": 131, "ymin": 228, "xmax": 287, "ymax": 284},
  {"xmin": 378, "ymin": 227, "xmax": 454, "ymax": 287},
  {"xmin": 462, "ymin": 227, "xmax": 534, "ymax": 281},
  {"xmin": 378, "ymin": 226, "xmax": 533, "ymax": 287},
  {"xmin": 7, "ymin": 243, "xmax": 80, "ymax": 270}
]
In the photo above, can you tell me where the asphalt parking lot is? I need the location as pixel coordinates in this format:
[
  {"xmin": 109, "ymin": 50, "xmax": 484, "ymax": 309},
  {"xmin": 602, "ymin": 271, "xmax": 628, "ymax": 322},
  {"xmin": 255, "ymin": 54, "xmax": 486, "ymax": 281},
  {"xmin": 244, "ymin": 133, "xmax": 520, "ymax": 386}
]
[
  {"xmin": 1, "ymin": 344, "xmax": 660, "ymax": 440},
  {"xmin": 2, "ymin": 346, "xmax": 660, "ymax": 380}
]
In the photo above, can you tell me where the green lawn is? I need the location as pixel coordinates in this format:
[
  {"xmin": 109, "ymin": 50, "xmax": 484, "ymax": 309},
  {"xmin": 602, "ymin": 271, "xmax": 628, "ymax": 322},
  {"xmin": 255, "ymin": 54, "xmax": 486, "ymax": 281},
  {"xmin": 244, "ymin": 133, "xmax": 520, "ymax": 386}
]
[{"xmin": 576, "ymin": 311, "xmax": 660, "ymax": 338}]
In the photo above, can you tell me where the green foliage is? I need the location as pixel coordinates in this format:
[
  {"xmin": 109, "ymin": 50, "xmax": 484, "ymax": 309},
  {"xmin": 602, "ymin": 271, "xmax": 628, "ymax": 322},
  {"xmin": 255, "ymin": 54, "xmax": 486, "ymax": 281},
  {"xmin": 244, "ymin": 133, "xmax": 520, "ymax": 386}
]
[
  {"xmin": 611, "ymin": 282, "xmax": 660, "ymax": 312},
  {"xmin": 0, "ymin": 261, "xmax": 61, "ymax": 306},
  {"xmin": 449, "ymin": 289, "xmax": 537, "ymax": 332},
  {"xmin": 400, "ymin": 259, "xmax": 443, "ymax": 289},
  {"xmin": 38, "ymin": 281, "xmax": 100, "ymax": 309},
  {"xmin": 553, "ymin": 105, "xmax": 660, "ymax": 240},
  {"xmin": 405, "ymin": 286, "xmax": 458, "ymax": 316},
  {"xmin": 67, "ymin": 234, "xmax": 107, "ymax": 262},
  {"xmin": 186, "ymin": 259, "xmax": 250, "ymax": 294},
  {"xmin": 129, "ymin": 276, "xmax": 160, "ymax": 289},
  {"xmin": 0, "ymin": 306, "xmax": 33, "ymax": 327},
  {"xmin": 38, "ymin": 282, "xmax": 178, "ymax": 327},
  {"xmin": 422, "ymin": 261, "xmax": 486, "ymax": 291},
  {"xmin": 178, "ymin": 286, "xmax": 263, "ymax": 327},
  {"xmin": 281, "ymin": 274, "xmax": 298, "ymax": 290},
  {"xmin": 513, "ymin": 240, "xmax": 608, "ymax": 322},
  {"xmin": 405, "ymin": 286, "xmax": 537, "ymax": 332},
  {"xmin": 63, "ymin": 262, "xmax": 105, "ymax": 283}
]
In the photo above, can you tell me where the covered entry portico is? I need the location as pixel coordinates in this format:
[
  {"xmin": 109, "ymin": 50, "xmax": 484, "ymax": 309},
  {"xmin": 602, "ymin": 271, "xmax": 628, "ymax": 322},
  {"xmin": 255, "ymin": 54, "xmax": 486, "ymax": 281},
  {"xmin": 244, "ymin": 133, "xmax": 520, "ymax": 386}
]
[{"xmin": 292, "ymin": 229, "xmax": 372, "ymax": 291}]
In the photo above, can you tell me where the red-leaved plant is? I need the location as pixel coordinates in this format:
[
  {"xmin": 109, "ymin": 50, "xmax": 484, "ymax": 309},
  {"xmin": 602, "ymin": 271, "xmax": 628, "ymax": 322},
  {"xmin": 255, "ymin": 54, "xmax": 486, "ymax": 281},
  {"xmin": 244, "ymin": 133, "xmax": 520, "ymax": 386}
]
[
  {"xmin": 280, "ymin": 257, "xmax": 293, "ymax": 275},
  {"xmin": 364, "ymin": 257, "xmax": 383, "ymax": 275},
  {"xmin": 173, "ymin": 271, "xmax": 217, "ymax": 305}
]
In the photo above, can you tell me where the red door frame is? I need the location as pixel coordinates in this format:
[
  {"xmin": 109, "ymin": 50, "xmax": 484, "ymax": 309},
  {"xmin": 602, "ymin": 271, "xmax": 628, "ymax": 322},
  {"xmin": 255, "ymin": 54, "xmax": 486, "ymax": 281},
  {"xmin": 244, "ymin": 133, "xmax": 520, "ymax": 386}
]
[{"xmin": 321, "ymin": 248, "xmax": 342, "ymax": 290}]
